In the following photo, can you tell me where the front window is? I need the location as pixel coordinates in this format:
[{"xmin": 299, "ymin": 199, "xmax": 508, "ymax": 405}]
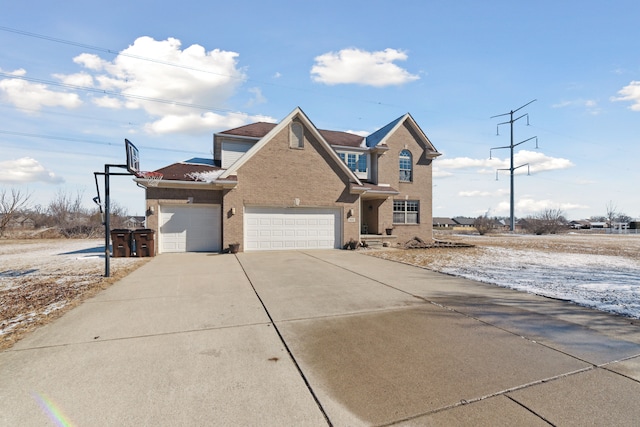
[
  {"xmin": 399, "ymin": 149, "xmax": 412, "ymax": 182},
  {"xmin": 393, "ymin": 200, "xmax": 419, "ymax": 224},
  {"xmin": 338, "ymin": 151, "xmax": 368, "ymax": 178}
]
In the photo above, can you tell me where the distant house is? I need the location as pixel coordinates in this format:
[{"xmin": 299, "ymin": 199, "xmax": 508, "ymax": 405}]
[
  {"xmin": 494, "ymin": 218, "xmax": 509, "ymax": 229},
  {"xmin": 514, "ymin": 218, "xmax": 530, "ymax": 231},
  {"xmin": 125, "ymin": 216, "xmax": 146, "ymax": 229},
  {"xmin": 452, "ymin": 217, "xmax": 476, "ymax": 228},
  {"xmin": 569, "ymin": 220, "xmax": 591, "ymax": 229},
  {"xmin": 0, "ymin": 215, "xmax": 35, "ymax": 230},
  {"xmin": 590, "ymin": 222, "xmax": 608, "ymax": 229},
  {"xmin": 433, "ymin": 217, "xmax": 457, "ymax": 228}
]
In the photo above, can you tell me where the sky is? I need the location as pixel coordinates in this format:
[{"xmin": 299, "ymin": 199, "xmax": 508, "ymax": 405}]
[{"xmin": 1, "ymin": 1, "xmax": 639, "ymax": 220}]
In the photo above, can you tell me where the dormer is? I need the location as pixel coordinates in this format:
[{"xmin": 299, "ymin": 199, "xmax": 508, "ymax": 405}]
[
  {"xmin": 213, "ymin": 122, "xmax": 276, "ymax": 168},
  {"xmin": 334, "ymin": 148, "xmax": 370, "ymax": 180}
]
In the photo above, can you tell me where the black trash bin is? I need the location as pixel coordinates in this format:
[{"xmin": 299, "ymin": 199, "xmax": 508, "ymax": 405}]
[
  {"xmin": 110, "ymin": 229, "xmax": 132, "ymax": 257},
  {"xmin": 132, "ymin": 229, "xmax": 155, "ymax": 257}
]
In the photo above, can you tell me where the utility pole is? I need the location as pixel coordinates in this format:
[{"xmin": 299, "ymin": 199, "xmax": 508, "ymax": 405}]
[{"xmin": 490, "ymin": 100, "xmax": 538, "ymax": 232}]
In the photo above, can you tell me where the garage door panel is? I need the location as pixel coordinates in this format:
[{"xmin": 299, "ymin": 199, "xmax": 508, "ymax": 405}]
[
  {"xmin": 244, "ymin": 207, "xmax": 341, "ymax": 251},
  {"xmin": 160, "ymin": 205, "xmax": 220, "ymax": 253}
]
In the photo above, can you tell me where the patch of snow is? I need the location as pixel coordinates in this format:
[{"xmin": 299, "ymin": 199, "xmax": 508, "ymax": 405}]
[
  {"xmin": 185, "ymin": 170, "xmax": 224, "ymax": 182},
  {"xmin": 439, "ymin": 247, "xmax": 640, "ymax": 319}
]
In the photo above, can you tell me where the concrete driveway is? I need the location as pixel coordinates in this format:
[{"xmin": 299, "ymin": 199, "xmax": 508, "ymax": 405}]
[{"xmin": 2, "ymin": 250, "xmax": 640, "ymax": 426}]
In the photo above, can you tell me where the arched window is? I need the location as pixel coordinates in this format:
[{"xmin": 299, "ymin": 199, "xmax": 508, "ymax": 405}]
[
  {"xmin": 290, "ymin": 122, "xmax": 304, "ymax": 149},
  {"xmin": 399, "ymin": 149, "xmax": 412, "ymax": 182}
]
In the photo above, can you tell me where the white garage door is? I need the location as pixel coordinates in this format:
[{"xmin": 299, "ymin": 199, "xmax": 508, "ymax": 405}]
[
  {"xmin": 159, "ymin": 205, "xmax": 221, "ymax": 253},
  {"xmin": 244, "ymin": 207, "xmax": 341, "ymax": 251}
]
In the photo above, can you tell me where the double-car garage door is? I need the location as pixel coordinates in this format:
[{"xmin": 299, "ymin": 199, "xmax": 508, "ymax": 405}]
[
  {"xmin": 244, "ymin": 207, "xmax": 341, "ymax": 251},
  {"xmin": 159, "ymin": 205, "xmax": 341, "ymax": 252}
]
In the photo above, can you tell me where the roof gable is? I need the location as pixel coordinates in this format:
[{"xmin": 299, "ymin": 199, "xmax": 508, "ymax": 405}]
[
  {"xmin": 219, "ymin": 107, "xmax": 361, "ymax": 184},
  {"xmin": 365, "ymin": 115, "xmax": 404, "ymax": 147},
  {"xmin": 366, "ymin": 113, "xmax": 440, "ymax": 157}
]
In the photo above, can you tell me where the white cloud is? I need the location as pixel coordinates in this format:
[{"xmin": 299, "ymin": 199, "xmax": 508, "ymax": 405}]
[
  {"xmin": 437, "ymin": 156, "xmax": 501, "ymax": 170},
  {"xmin": 60, "ymin": 36, "xmax": 251, "ymax": 133},
  {"xmin": 432, "ymin": 168, "xmax": 454, "ymax": 178},
  {"xmin": 92, "ymin": 95, "xmax": 124, "ymax": 109},
  {"xmin": 0, "ymin": 158, "xmax": 64, "ymax": 184},
  {"xmin": 311, "ymin": 48, "xmax": 419, "ymax": 87},
  {"xmin": 552, "ymin": 98, "xmax": 600, "ymax": 115},
  {"xmin": 515, "ymin": 150, "xmax": 574, "ymax": 173},
  {"xmin": 144, "ymin": 111, "xmax": 276, "ymax": 135},
  {"xmin": 494, "ymin": 197, "xmax": 588, "ymax": 216},
  {"xmin": 246, "ymin": 87, "xmax": 266, "ymax": 107},
  {"xmin": 611, "ymin": 81, "xmax": 640, "ymax": 111},
  {"xmin": 0, "ymin": 70, "xmax": 82, "ymax": 111},
  {"xmin": 459, "ymin": 190, "xmax": 494, "ymax": 197},
  {"xmin": 53, "ymin": 72, "xmax": 94, "ymax": 87},
  {"xmin": 436, "ymin": 150, "xmax": 573, "ymax": 176},
  {"xmin": 73, "ymin": 53, "xmax": 108, "ymax": 71}
]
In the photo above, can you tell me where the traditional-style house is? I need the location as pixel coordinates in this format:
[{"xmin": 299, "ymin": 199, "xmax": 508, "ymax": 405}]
[{"xmin": 139, "ymin": 107, "xmax": 440, "ymax": 253}]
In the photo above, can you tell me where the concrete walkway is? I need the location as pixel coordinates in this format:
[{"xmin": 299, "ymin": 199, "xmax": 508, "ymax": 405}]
[{"xmin": 2, "ymin": 251, "xmax": 640, "ymax": 426}]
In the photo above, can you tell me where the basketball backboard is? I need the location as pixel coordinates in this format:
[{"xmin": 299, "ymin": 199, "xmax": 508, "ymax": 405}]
[{"xmin": 125, "ymin": 139, "xmax": 139, "ymax": 175}]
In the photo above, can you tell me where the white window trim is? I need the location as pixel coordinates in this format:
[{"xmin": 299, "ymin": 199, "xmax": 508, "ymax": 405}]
[
  {"xmin": 393, "ymin": 200, "xmax": 420, "ymax": 224},
  {"xmin": 399, "ymin": 150, "xmax": 413, "ymax": 182},
  {"xmin": 337, "ymin": 150, "xmax": 369, "ymax": 180}
]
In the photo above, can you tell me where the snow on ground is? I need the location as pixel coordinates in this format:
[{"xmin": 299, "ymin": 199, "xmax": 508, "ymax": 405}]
[
  {"xmin": 371, "ymin": 233, "xmax": 640, "ymax": 319},
  {"xmin": 0, "ymin": 239, "xmax": 146, "ymax": 347},
  {"xmin": 438, "ymin": 246, "xmax": 640, "ymax": 319}
]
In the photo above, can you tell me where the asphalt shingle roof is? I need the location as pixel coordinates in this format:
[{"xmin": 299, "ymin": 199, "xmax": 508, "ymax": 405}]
[{"xmin": 218, "ymin": 122, "xmax": 364, "ymax": 147}]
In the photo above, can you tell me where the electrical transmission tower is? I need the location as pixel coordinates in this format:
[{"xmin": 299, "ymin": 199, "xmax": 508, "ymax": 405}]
[{"xmin": 490, "ymin": 100, "xmax": 539, "ymax": 232}]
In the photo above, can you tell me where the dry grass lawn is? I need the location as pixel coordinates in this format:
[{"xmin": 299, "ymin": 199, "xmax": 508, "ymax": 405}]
[
  {"xmin": 1, "ymin": 239, "xmax": 147, "ymax": 350},
  {"xmin": 368, "ymin": 231, "xmax": 640, "ymax": 269}
]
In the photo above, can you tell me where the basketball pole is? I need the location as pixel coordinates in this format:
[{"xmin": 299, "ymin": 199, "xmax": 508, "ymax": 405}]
[
  {"xmin": 95, "ymin": 164, "xmax": 130, "ymax": 277},
  {"xmin": 94, "ymin": 139, "xmax": 140, "ymax": 277}
]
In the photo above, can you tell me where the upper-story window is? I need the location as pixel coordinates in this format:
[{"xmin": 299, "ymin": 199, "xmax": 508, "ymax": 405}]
[
  {"xmin": 337, "ymin": 151, "xmax": 368, "ymax": 179},
  {"xmin": 290, "ymin": 122, "xmax": 304, "ymax": 149},
  {"xmin": 399, "ymin": 149, "xmax": 413, "ymax": 182}
]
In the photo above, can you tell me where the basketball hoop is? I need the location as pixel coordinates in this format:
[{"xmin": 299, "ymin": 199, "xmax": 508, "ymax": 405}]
[{"xmin": 138, "ymin": 171, "xmax": 163, "ymax": 187}]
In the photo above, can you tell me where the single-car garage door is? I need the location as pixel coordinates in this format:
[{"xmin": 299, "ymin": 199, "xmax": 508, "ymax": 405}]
[
  {"xmin": 159, "ymin": 205, "xmax": 221, "ymax": 253},
  {"xmin": 244, "ymin": 207, "xmax": 341, "ymax": 251}
]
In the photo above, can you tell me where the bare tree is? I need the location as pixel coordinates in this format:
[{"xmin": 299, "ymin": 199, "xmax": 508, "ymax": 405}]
[
  {"xmin": 617, "ymin": 213, "xmax": 632, "ymax": 224},
  {"xmin": 605, "ymin": 200, "xmax": 618, "ymax": 228},
  {"xmin": 540, "ymin": 208, "xmax": 566, "ymax": 234},
  {"xmin": 47, "ymin": 190, "xmax": 94, "ymax": 237},
  {"xmin": 524, "ymin": 208, "xmax": 566, "ymax": 235},
  {"xmin": 0, "ymin": 187, "xmax": 32, "ymax": 237},
  {"xmin": 473, "ymin": 214, "xmax": 495, "ymax": 235},
  {"xmin": 108, "ymin": 201, "xmax": 130, "ymax": 229}
]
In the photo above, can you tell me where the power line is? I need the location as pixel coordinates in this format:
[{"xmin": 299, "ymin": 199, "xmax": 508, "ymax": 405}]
[
  {"xmin": 0, "ymin": 25, "xmax": 401, "ymax": 110},
  {"xmin": 0, "ymin": 129, "xmax": 210, "ymax": 155},
  {"xmin": 0, "ymin": 71, "xmax": 239, "ymax": 114},
  {"xmin": 0, "ymin": 25, "xmax": 244, "ymax": 81},
  {"xmin": 0, "ymin": 102, "xmax": 140, "ymax": 127}
]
